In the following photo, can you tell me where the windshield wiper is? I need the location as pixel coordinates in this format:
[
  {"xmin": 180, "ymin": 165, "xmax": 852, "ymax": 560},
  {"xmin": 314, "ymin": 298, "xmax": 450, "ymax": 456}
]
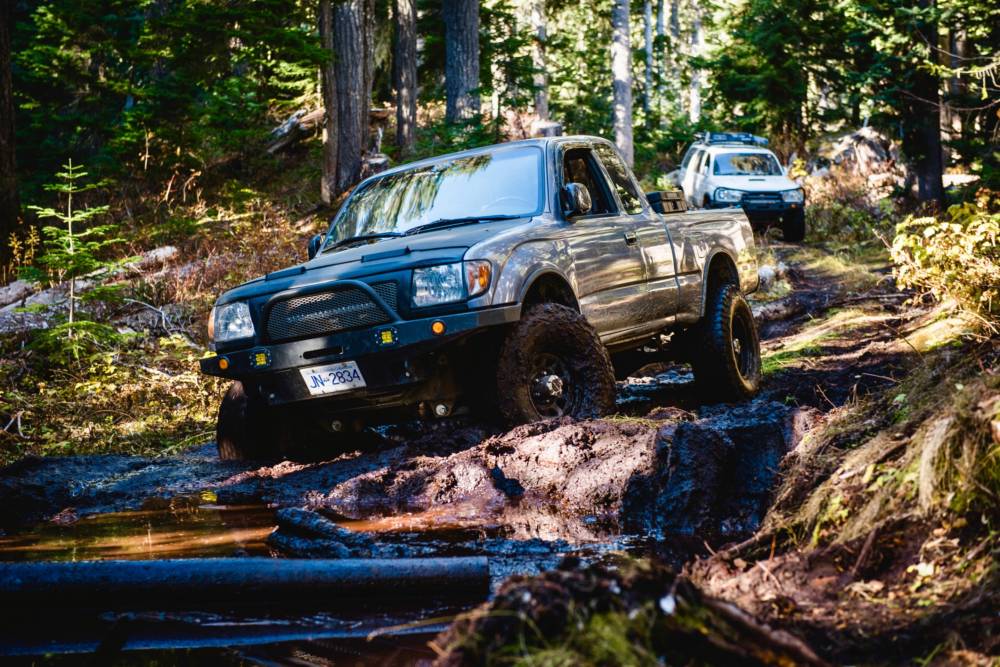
[
  {"xmin": 322, "ymin": 232, "xmax": 404, "ymax": 253},
  {"xmin": 404, "ymin": 214, "xmax": 522, "ymax": 236}
]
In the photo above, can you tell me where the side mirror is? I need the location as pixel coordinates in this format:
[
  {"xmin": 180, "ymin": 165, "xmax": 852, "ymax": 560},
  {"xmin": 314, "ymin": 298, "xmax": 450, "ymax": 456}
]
[
  {"xmin": 562, "ymin": 182, "xmax": 592, "ymax": 218},
  {"xmin": 307, "ymin": 233, "xmax": 323, "ymax": 260}
]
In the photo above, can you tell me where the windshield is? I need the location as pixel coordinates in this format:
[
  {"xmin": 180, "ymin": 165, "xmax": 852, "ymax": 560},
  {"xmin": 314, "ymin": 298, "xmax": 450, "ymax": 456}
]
[
  {"xmin": 323, "ymin": 145, "xmax": 544, "ymax": 250},
  {"xmin": 713, "ymin": 152, "xmax": 782, "ymax": 176}
]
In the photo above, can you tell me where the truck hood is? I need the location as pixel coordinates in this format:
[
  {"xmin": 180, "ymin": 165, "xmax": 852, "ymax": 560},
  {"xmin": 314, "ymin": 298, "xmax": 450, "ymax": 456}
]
[
  {"xmin": 216, "ymin": 217, "xmax": 531, "ymax": 305},
  {"xmin": 710, "ymin": 175, "xmax": 800, "ymax": 193}
]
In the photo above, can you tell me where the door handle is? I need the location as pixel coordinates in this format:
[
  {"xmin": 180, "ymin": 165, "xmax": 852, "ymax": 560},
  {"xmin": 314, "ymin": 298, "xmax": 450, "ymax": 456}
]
[{"xmin": 623, "ymin": 231, "xmax": 638, "ymax": 246}]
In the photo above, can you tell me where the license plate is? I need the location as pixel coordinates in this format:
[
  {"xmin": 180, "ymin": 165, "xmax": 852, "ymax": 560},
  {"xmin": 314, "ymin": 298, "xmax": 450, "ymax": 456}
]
[{"xmin": 299, "ymin": 361, "xmax": 367, "ymax": 396}]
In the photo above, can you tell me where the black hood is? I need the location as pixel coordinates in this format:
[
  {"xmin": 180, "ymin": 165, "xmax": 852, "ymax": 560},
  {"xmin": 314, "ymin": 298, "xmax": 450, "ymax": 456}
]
[{"xmin": 216, "ymin": 218, "xmax": 527, "ymax": 306}]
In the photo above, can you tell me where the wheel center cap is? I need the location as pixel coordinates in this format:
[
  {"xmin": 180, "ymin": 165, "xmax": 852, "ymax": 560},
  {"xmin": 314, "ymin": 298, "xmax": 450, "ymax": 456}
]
[
  {"xmin": 535, "ymin": 373, "xmax": 564, "ymax": 399},
  {"xmin": 733, "ymin": 338, "xmax": 742, "ymax": 356}
]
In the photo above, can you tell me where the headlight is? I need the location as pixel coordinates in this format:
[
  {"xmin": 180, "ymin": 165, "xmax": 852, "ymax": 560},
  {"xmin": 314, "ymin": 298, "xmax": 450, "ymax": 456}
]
[
  {"xmin": 412, "ymin": 261, "xmax": 493, "ymax": 307},
  {"xmin": 781, "ymin": 188, "xmax": 804, "ymax": 203},
  {"xmin": 714, "ymin": 188, "xmax": 743, "ymax": 203},
  {"xmin": 211, "ymin": 301, "xmax": 255, "ymax": 343}
]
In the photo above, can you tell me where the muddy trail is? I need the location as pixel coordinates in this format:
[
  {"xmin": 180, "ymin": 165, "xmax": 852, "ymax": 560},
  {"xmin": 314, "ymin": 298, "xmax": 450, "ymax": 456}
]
[{"xmin": 0, "ymin": 242, "xmax": 923, "ymax": 662}]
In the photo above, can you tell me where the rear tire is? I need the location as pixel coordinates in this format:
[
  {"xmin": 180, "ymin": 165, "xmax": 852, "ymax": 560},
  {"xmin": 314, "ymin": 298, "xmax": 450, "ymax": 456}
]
[
  {"xmin": 496, "ymin": 304, "xmax": 616, "ymax": 425},
  {"xmin": 688, "ymin": 282, "xmax": 762, "ymax": 402},
  {"xmin": 782, "ymin": 208, "xmax": 806, "ymax": 242}
]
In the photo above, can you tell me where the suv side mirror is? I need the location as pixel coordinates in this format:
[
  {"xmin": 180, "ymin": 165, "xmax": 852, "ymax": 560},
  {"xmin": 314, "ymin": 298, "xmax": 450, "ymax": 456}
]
[
  {"xmin": 562, "ymin": 182, "xmax": 592, "ymax": 218},
  {"xmin": 307, "ymin": 233, "xmax": 323, "ymax": 259}
]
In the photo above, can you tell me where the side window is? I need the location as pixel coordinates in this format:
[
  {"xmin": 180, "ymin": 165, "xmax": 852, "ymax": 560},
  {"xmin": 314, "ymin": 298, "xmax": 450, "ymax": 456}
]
[
  {"xmin": 698, "ymin": 151, "xmax": 710, "ymax": 174},
  {"xmin": 561, "ymin": 147, "xmax": 615, "ymax": 216},
  {"xmin": 680, "ymin": 146, "xmax": 696, "ymax": 171},
  {"xmin": 594, "ymin": 144, "xmax": 644, "ymax": 215}
]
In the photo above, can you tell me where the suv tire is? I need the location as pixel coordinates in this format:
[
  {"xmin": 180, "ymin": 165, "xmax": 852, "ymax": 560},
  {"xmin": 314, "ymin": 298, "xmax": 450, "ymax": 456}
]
[
  {"xmin": 496, "ymin": 303, "xmax": 616, "ymax": 424},
  {"xmin": 782, "ymin": 209, "xmax": 806, "ymax": 242},
  {"xmin": 688, "ymin": 282, "xmax": 761, "ymax": 401},
  {"xmin": 217, "ymin": 381, "xmax": 276, "ymax": 460}
]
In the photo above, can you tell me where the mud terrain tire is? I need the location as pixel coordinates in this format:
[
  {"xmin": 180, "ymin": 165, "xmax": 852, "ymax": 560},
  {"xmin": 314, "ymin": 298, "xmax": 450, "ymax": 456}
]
[
  {"xmin": 216, "ymin": 381, "xmax": 279, "ymax": 460},
  {"xmin": 496, "ymin": 303, "xmax": 616, "ymax": 424},
  {"xmin": 689, "ymin": 282, "xmax": 762, "ymax": 401},
  {"xmin": 782, "ymin": 208, "xmax": 806, "ymax": 242}
]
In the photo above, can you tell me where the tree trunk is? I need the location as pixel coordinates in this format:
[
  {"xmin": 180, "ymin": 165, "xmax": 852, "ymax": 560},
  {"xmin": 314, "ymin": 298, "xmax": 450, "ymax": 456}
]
[
  {"xmin": 655, "ymin": 0, "xmax": 666, "ymax": 105},
  {"xmin": 319, "ymin": 0, "xmax": 338, "ymax": 204},
  {"xmin": 902, "ymin": 0, "xmax": 944, "ymax": 207},
  {"xmin": 0, "ymin": 0, "xmax": 18, "ymax": 276},
  {"xmin": 689, "ymin": 0, "xmax": 704, "ymax": 123},
  {"xmin": 643, "ymin": 0, "xmax": 654, "ymax": 121},
  {"xmin": 443, "ymin": 0, "xmax": 480, "ymax": 123},
  {"xmin": 333, "ymin": 0, "xmax": 372, "ymax": 192},
  {"xmin": 670, "ymin": 0, "xmax": 682, "ymax": 115},
  {"xmin": 530, "ymin": 0, "xmax": 549, "ymax": 121},
  {"xmin": 611, "ymin": 0, "xmax": 634, "ymax": 166},
  {"xmin": 394, "ymin": 0, "xmax": 417, "ymax": 154}
]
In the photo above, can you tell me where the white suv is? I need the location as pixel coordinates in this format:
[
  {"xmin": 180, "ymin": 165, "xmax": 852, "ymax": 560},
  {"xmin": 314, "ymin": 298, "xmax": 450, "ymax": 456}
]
[{"xmin": 677, "ymin": 132, "xmax": 805, "ymax": 241}]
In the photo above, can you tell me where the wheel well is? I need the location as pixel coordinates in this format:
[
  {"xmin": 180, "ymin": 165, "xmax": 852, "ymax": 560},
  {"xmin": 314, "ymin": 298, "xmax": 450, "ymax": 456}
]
[
  {"xmin": 522, "ymin": 273, "xmax": 579, "ymax": 311},
  {"xmin": 706, "ymin": 253, "xmax": 740, "ymax": 293}
]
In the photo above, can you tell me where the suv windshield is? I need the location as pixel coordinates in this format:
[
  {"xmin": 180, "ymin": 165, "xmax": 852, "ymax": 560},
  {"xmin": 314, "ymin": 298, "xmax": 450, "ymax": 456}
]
[
  {"xmin": 323, "ymin": 146, "xmax": 544, "ymax": 250},
  {"xmin": 713, "ymin": 152, "xmax": 782, "ymax": 176}
]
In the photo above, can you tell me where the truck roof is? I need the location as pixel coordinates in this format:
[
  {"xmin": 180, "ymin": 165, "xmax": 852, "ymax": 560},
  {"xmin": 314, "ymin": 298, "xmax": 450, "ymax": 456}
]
[{"xmin": 371, "ymin": 135, "xmax": 618, "ymax": 181}]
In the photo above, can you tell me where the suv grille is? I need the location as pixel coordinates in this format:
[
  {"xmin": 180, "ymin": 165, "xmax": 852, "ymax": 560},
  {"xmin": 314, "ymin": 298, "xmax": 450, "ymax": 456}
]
[
  {"xmin": 265, "ymin": 282, "xmax": 396, "ymax": 342},
  {"xmin": 741, "ymin": 192, "xmax": 782, "ymax": 203}
]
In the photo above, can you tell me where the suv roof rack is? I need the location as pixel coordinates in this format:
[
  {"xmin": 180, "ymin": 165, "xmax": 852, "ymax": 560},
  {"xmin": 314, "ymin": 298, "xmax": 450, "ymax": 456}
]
[{"xmin": 693, "ymin": 131, "xmax": 769, "ymax": 147}]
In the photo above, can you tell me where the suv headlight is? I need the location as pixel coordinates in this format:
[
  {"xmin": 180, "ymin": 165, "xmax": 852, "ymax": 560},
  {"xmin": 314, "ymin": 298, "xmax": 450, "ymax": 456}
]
[
  {"xmin": 713, "ymin": 188, "xmax": 743, "ymax": 204},
  {"xmin": 412, "ymin": 260, "xmax": 492, "ymax": 307},
  {"xmin": 781, "ymin": 188, "xmax": 804, "ymax": 203},
  {"xmin": 210, "ymin": 301, "xmax": 255, "ymax": 343}
]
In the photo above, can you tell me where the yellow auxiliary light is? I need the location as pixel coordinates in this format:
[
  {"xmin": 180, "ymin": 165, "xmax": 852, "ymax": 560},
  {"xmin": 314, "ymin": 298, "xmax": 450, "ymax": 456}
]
[{"xmin": 431, "ymin": 320, "xmax": 446, "ymax": 336}]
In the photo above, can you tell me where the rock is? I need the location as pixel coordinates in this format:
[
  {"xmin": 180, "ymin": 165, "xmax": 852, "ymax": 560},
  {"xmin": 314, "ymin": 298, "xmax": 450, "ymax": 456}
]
[{"xmin": 0, "ymin": 279, "xmax": 34, "ymax": 309}]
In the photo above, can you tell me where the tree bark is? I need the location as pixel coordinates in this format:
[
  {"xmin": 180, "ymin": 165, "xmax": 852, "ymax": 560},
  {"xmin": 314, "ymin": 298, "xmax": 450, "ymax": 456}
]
[
  {"xmin": 0, "ymin": 0, "xmax": 19, "ymax": 275},
  {"xmin": 394, "ymin": 0, "xmax": 417, "ymax": 154},
  {"xmin": 530, "ymin": 0, "xmax": 549, "ymax": 121},
  {"xmin": 643, "ymin": 0, "xmax": 654, "ymax": 120},
  {"xmin": 443, "ymin": 0, "xmax": 480, "ymax": 123},
  {"xmin": 689, "ymin": 0, "xmax": 704, "ymax": 123},
  {"xmin": 902, "ymin": 0, "xmax": 944, "ymax": 206},
  {"xmin": 333, "ymin": 0, "xmax": 372, "ymax": 192},
  {"xmin": 670, "ymin": 0, "xmax": 682, "ymax": 115},
  {"xmin": 319, "ymin": 0, "xmax": 338, "ymax": 204},
  {"xmin": 611, "ymin": 0, "xmax": 634, "ymax": 166}
]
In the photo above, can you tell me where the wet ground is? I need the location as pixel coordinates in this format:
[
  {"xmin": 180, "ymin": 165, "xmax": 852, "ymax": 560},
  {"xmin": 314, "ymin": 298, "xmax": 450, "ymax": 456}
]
[{"xmin": 0, "ymin": 243, "xmax": 920, "ymax": 664}]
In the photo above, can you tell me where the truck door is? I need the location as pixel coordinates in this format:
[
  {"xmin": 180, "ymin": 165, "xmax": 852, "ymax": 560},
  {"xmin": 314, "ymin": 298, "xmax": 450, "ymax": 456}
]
[
  {"xmin": 593, "ymin": 143, "xmax": 679, "ymax": 327},
  {"xmin": 559, "ymin": 144, "xmax": 646, "ymax": 336}
]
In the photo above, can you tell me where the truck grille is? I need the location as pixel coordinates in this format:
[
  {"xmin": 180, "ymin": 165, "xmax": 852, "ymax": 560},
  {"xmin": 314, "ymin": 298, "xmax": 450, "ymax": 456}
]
[{"xmin": 265, "ymin": 282, "xmax": 396, "ymax": 342}]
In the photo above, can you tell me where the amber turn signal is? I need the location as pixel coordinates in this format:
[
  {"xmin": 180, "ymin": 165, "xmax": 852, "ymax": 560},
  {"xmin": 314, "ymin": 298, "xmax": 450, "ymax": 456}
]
[
  {"xmin": 218, "ymin": 357, "xmax": 229, "ymax": 370},
  {"xmin": 431, "ymin": 320, "xmax": 446, "ymax": 335}
]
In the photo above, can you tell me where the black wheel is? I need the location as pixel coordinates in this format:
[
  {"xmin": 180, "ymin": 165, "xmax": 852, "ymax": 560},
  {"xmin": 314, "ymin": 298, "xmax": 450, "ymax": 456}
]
[
  {"xmin": 781, "ymin": 208, "xmax": 806, "ymax": 242},
  {"xmin": 216, "ymin": 382, "xmax": 347, "ymax": 461},
  {"xmin": 216, "ymin": 381, "xmax": 275, "ymax": 461},
  {"xmin": 496, "ymin": 303, "xmax": 616, "ymax": 424},
  {"xmin": 688, "ymin": 282, "xmax": 762, "ymax": 401}
]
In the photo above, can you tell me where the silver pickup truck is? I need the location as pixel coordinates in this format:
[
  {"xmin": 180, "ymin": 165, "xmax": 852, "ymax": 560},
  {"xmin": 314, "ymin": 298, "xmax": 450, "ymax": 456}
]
[{"xmin": 201, "ymin": 136, "xmax": 762, "ymax": 459}]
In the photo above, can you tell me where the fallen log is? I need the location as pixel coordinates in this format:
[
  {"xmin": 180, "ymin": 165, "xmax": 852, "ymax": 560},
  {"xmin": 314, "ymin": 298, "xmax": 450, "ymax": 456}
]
[{"xmin": 0, "ymin": 557, "xmax": 489, "ymax": 610}]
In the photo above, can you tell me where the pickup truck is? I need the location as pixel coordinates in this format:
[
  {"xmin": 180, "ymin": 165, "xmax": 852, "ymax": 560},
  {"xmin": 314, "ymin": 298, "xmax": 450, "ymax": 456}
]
[{"xmin": 201, "ymin": 136, "xmax": 762, "ymax": 460}]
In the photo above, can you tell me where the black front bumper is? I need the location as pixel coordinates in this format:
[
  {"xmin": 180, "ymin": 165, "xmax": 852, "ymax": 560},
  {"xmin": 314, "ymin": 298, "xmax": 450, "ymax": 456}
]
[{"xmin": 200, "ymin": 304, "xmax": 521, "ymax": 412}]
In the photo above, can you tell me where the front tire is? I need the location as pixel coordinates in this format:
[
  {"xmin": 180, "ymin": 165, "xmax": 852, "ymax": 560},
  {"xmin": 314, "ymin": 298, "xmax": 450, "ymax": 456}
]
[
  {"xmin": 688, "ymin": 283, "xmax": 762, "ymax": 401},
  {"xmin": 782, "ymin": 208, "xmax": 806, "ymax": 242},
  {"xmin": 216, "ymin": 381, "xmax": 275, "ymax": 461},
  {"xmin": 216, "ymin": 382, "xmax": 339, "ymax": 461},
  {"xmin": 496, "ymin": 304, "xmax": 616, "ymax": 425}
]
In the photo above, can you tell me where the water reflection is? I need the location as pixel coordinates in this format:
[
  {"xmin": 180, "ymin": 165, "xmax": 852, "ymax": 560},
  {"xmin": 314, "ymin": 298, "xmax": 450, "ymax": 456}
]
[{"xmin": 0, "ymin": 505, "xmax": 276, "ymax": 561}]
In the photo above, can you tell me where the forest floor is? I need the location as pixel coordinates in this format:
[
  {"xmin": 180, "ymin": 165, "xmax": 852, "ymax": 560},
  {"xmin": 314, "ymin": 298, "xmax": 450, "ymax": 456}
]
[{"xmin": 0, "ymin": 229, "xmax": 995, "ymax": 664}]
